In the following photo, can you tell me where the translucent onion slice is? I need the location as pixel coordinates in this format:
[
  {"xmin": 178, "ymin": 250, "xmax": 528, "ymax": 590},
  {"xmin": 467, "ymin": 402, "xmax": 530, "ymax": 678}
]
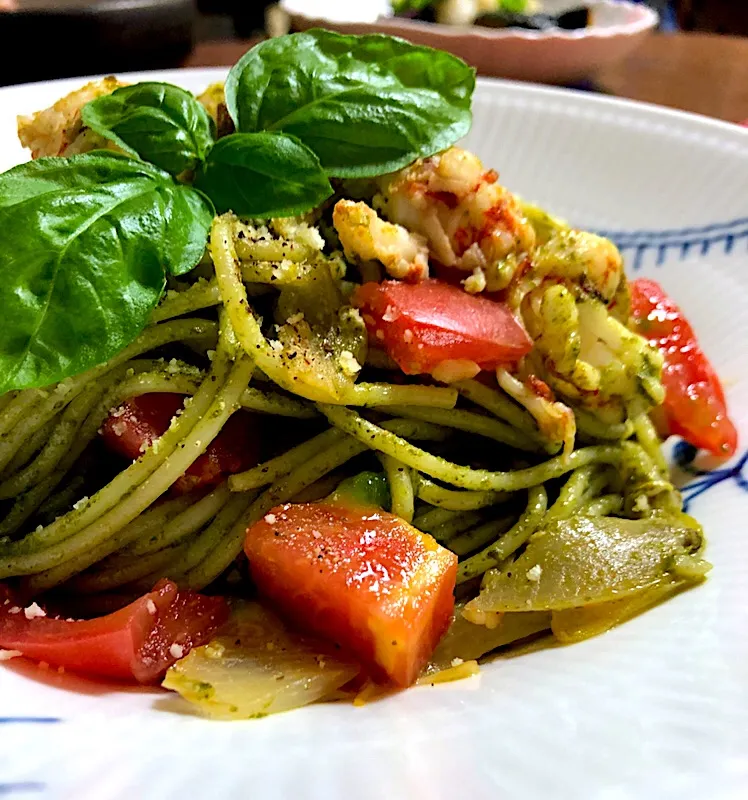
[
  {"xmin": 550, "ymin": 577, "xmax": 696, "ymax": 644},
  {"xmin": 419, "ymin": 605, "xmax": 552, "ymax": 682},
  {"xmin": 163, "ymin": 602, "xmax": 360, "ymax": 720},
  {"xmin": 464, "ymin": 514, "xmax": 706, "ymax": 620}
]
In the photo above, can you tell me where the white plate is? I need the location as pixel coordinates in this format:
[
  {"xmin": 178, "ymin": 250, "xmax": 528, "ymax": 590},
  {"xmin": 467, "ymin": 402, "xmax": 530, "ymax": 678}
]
[
  {"xmin": 1, "ymin": 70, "xmax": 747, "ymax": 800},
  {"xmin": 279, "ymin": 0, "xmax": 658, "ymax": 83}
]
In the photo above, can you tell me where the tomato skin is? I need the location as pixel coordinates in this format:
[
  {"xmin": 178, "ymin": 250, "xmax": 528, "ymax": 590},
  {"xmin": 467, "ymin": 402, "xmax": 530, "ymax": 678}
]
[
  {"xmin": 101, "ymin": 393, "xmax": 260, "ymax": 493},
  {"xmin": 352, "ymin": 279, "xmax": 532, "ymax": 376},
  {"xmin": 0, "ymin": 580, "xmax": 228, "ymax": 683},
  {"xmin": 629, "ymin": 278, "xmax": 737, "ymax": 457},
  {"xmin": 244, "ymin": 502, "xmax": 457, "ymax": 687}
]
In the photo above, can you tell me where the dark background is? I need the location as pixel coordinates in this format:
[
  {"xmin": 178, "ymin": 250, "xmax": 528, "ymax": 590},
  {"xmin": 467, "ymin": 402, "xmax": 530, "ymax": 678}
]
[{"xmin": 0, "ymin": 1, "xmax": 746, "ymax": 87}]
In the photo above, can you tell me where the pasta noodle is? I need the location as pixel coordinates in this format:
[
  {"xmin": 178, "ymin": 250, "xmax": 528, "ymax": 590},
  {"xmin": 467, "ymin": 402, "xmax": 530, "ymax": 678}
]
[
  {"xmin": 0, "ymin": 69, "xmax": 715, "ymax": 706},
  {"xmin": 0, "ymin": 41, "xmax": 732, "ymax": 718},
  {"xmin": 0, "ymin": 205, "xmax": 685, "ymax": 602}
]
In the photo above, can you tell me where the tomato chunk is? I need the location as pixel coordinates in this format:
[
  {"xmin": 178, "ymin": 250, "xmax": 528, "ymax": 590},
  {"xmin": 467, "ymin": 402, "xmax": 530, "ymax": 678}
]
[
  {"xmin": 244, "ymin": 502, "xmax": 457, "ymax": 687},
  {"xmin": 0, "ymin": 580, "xmax": 228, "ymax": 683},
  {"xmin": 353, "ymin": 279, "xmax": 532, "ymax": 377},
  {"xmin": 101, "ymin": 393, "xmax": 260, "ymax": 493},
  {"xmin": 630, "ymin": 278, "xmax": 737, "ymax": 457}
]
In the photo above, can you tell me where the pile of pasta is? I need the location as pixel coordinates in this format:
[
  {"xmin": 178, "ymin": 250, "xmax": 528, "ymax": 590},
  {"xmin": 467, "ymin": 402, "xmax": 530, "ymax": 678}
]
[{"xmin": 0, "ymin": 193, "xmax": 706, "ymax": 616}]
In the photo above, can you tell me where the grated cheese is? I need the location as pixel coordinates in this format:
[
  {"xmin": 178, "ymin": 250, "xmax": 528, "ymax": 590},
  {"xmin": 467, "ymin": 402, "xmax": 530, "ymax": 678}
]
[
  {"xmin": 169, "ymin": 643, "xmax": 185, "ymax": 659},
  {"xmin": 338, "ymin": 350, "xmax": 361, "ymax": 376},
  {"xmin": 24, "ymin": 602, "xmax": 46, "ymax": 620},
  {"xmin": 110, "ymin": 421, "xmax": 127, "ymax": 437},
  {"xmin": 526, "ymin": 564, "xmax": 543, "ymax": 582},
  {"xmin": 382, "ymin": 304, "xmax": 399, "ymax": 322}
]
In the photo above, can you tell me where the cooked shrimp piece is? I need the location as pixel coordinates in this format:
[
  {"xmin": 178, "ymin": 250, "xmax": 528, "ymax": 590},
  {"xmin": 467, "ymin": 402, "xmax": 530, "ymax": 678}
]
[
  {"xmin": 376, "ymin": 147, "xmax": 535, "ymax": 291},
  {"xmin": 494, "ymin": 212, "xmax": 646, "ymax": 425},
  {"xmin": 17, "ymin": 76, "xmax": 125, "ymax": 159},
  {"xmin": 517, "ymin": 281, "xmax": 664, "ymax": 421},
  {"xmin": 533, "ymin": 229, "xmax": 623, "ymax": 304},
  {"xmin": 496, "ymin": 367, "xmax": 576, "ymax": 458},
  {"xmin": 332, "ymin": 199, "xmax": 429, "ymax": 282}
]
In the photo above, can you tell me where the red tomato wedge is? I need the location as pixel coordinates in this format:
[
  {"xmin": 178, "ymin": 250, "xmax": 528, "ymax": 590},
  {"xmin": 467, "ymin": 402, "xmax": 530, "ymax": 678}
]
[
  {"xmin": 244, "ymin": 502, "xmax": 457, "ymax": 687},
  {"xmin": 630, "ymin": 278, "xmax": 737, "ymax": 457},
  {"xmin": 352, "ymin": 279, "xmax": 532, "ymax": 377},
  {"xmin": 0, "ymin": 580, "xmax": 228, "ymax": 683},
  {"xmin": 101, "ymin": 393, "xmax": 260, "ymax": 494}
]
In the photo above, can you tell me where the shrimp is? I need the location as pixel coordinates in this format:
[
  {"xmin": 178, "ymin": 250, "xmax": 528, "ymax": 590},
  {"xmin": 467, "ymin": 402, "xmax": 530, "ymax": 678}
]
[
  {"xmin": 532, "ymin": 229, "xmax": 624, "ymax": 304},
  {"xmin": 332, "ymin": 199, "xmax": 429, "ymax": 282},
  {"xmin": 497, "ymin": 367, "xmax": 576, "ymax": 458},
  {"xmin": 518, "ymin": 282, "xmax": 664, "ymax": 423},
  {"xmin": 17, "ymin": 77, "xmax": 126, "ymax": 159},
  {"xmin": 375, "ymin": 147, "xmax": 536, "ymax": 291},
  {"xmin": 495, "ymin": 209, "xmax": 655, "ymax": 422}
]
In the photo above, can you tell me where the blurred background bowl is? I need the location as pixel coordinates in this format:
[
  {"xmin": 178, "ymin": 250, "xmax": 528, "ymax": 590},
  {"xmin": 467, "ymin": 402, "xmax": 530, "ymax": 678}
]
[
  {"xmin": 279, "ymin": 0, "xmax": 659, "ymax": 84},
  {"xmin": 0, "ymin": 0, "xmax": 195, "ymax": 86}
]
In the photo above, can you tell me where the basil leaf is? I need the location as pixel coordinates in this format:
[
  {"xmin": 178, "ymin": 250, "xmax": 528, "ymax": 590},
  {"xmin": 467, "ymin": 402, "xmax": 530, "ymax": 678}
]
[
  {"xmin": 0, "ymin": 153, "xmax": 198, "ymax": 392},
  {"xmin": 81, "ymin": 82, "xmax": 215, "ymax": 176},
  {"xmin": 163, "ymin": 185, "xmax": 215, "ymax": 276},
  {"xmin": 195, "ymin": 132, "xmax": 333, "ymax": 218},
  {"xmin": 225, "ymin": 29, "xmax": 475, "ymax": 178}
]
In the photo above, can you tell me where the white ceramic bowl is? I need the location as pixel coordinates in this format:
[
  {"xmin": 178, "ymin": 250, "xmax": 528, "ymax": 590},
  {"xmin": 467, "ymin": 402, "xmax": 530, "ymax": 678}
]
[
  {"xmin": 279, "ymin": 0, "xmax": 659, "ymax": 83},
  {"xmin": 1, "ymin": 68, "xmax": 747, "ymax": 800}
]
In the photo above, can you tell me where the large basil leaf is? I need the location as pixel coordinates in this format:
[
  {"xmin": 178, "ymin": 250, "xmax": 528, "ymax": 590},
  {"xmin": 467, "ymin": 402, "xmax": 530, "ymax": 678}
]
[
  {"xmin": 225, "ymin": 29, "xmax": 475, "ymax": 178},
  {"xmin": 163, "ymin": 185, "xmax": 215, "ymax": 276},
  {"xmin": 81, "ymin": 82, "xmax": 215, "ymax": 176},
  {"xmin": 195, "ymin": 132, "xmax": 333, "ymax": 217},
  {"xmin": 0, "ymin": 153, "xmax": 201, "ymax": 392}
]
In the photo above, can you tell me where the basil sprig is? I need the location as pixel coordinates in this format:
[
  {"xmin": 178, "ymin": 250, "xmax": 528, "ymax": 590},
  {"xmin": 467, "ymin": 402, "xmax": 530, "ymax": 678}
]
[
  {"xmin": 225, "ymin": 29, "xmax": 475, "ymax": 177},
  {"xmin": 82, "ymin": 77, "xmax": 334, "ymax": 219},
  {"xmin": 0, "ymin": 153, "xmax": 212, "ymax": 392},
  {"xmin": 81, "ymin": 31, "xmax": 475, "ymax": 209},
  {"xmin": 0, "ymin": 30, "xmax": 475, "ymax": 391}
]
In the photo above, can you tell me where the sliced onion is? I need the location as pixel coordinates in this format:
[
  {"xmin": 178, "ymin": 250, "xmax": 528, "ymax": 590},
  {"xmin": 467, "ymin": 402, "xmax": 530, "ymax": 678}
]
[
  {"xmin": 550, "ymin": 577, "xmax": 694, "ymax": 644},
  {"xmin": 422, "ymin": 605, "xmax": 552, "ymax": 678},
  {"xmin": 465, "ymin": 514, "xmax": 706, "ymax": 619},
  {"xmin": 163, "ymin": 602, "xmax": 360, "ymax": 720}
]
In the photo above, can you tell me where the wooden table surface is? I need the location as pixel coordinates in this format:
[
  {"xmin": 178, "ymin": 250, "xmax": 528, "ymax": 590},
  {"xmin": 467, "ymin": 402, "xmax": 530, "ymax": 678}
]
[
  {"xmin": 595, "ymin": 33, "xmax": 748, "ymax": 123},
  {"xmin": 185, "ymin": 32, "xmax": 748, "ymax": 125}
]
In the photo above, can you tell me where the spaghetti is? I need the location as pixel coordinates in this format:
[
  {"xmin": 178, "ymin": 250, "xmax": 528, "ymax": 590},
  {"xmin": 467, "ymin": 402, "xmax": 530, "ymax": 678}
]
[
  {"xmin": 0, "ymin": 42, "xmax": 733, "ymax": 715},
  {"xmin": 0, "ymin": 206, "xmax": 685, "ymax": 596}
]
